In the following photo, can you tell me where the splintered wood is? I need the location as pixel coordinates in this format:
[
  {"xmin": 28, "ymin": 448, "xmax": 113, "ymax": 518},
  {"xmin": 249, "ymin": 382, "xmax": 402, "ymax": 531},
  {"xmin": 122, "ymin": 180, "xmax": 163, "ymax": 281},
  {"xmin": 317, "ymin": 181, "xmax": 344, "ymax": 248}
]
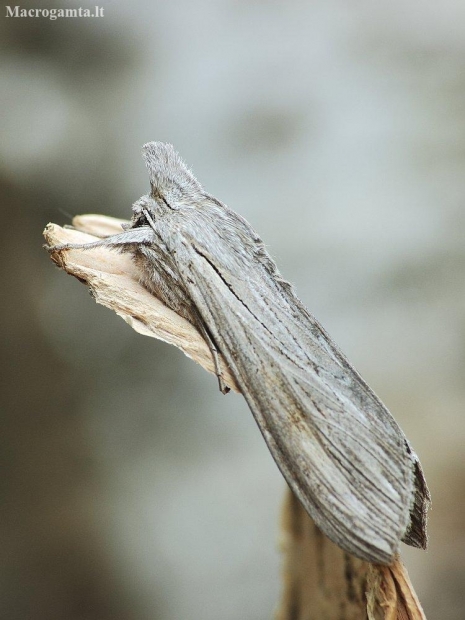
[
  {"xmin": 277, "ymin": 489, "xmax": 425, "ymax": 620},
  {"xmin": 44, "ymin": 215, "xmax": 238, "ymax": 392}
]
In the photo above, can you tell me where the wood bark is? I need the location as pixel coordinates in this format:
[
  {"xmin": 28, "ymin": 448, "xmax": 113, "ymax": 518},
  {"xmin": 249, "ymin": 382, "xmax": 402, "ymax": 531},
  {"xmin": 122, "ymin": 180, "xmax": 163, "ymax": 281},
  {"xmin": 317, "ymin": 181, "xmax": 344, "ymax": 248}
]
[{"xmin": 44, "ymin": 215, "xmax": 427, "ymax": 619}]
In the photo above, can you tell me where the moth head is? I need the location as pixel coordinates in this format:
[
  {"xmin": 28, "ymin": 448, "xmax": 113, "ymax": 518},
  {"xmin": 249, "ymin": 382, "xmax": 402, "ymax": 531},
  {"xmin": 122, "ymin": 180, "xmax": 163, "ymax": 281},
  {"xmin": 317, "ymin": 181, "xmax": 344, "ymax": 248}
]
[
  {"xmin": 142, "ymin": 142, "xmax": 203, "ymax": 208},
  {"xmin": 128, "ymin": 196, "xmax": 156, "ymax": 228}
]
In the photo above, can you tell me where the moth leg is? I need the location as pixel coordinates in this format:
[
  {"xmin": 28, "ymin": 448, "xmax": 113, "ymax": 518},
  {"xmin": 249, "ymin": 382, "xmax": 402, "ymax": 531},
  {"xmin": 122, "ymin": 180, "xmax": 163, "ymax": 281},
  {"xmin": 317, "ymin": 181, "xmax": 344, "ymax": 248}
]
[
  {"xmin": 46, "ymin": 228, "xmax": 155, "ymax": 253},
  {"xmin": 196, "ymin": 322, "xmax": 230, "ymax": 395}
]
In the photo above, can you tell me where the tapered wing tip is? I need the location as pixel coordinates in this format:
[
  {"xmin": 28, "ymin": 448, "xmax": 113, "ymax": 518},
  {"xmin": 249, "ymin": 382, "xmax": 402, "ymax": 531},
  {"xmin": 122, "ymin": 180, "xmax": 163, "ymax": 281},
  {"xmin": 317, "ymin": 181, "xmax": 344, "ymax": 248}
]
[{"xmin": 402, "ymin": 457, "xmax": 431, "ymax": 550}]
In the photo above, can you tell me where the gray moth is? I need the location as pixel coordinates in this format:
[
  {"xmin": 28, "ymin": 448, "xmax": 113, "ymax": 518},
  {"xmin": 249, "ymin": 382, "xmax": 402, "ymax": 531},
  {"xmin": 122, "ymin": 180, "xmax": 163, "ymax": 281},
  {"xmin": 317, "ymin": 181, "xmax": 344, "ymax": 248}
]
[{"xmin": 49, "ymin": 142, "xmax": 430, "ymax": 565}]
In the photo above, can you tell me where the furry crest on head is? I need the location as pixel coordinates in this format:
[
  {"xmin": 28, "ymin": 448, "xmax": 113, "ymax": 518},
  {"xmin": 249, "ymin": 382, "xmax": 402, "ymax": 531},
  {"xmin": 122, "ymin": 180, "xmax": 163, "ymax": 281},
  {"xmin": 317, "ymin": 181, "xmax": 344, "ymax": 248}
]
[{"xmin": 142, "ymin": 142, "xmax": 203, "ymax": 203}]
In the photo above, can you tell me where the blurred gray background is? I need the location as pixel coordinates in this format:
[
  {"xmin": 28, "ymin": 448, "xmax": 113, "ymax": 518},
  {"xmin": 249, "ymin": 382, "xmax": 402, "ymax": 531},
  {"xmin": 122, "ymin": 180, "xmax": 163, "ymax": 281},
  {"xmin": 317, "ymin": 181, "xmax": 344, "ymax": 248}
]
[{"xmin": 1, "ymin": 1, "xmax": 465, "ymax": 618}]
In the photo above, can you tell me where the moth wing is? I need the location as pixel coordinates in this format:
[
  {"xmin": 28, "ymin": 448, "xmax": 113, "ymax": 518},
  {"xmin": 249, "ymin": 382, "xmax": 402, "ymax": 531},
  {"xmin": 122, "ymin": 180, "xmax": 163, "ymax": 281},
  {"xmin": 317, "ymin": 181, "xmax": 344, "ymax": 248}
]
[{"xmin": 176, "ymin": 233, "xmax": 428, "ymax": 564}]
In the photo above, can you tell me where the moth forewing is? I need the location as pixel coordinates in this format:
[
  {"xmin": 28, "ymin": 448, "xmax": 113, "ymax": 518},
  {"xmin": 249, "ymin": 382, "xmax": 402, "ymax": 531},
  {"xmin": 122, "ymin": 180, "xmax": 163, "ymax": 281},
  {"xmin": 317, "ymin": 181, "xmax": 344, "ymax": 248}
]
[
  {"xmin": 47, "ymin": 142, "xmax": 430, "ymax": 565},
  {"xmin": 171, "ymin": 235, "xmax": 418, "ymax": 564}
]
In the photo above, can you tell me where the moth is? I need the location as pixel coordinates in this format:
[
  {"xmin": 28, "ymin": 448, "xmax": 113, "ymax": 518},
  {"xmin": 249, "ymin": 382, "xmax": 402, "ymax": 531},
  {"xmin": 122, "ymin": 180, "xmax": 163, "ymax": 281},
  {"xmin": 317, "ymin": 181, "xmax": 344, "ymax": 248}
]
[{"xmin": 49, "ymin": 142, "xmax": 430, "ymax": 564}]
